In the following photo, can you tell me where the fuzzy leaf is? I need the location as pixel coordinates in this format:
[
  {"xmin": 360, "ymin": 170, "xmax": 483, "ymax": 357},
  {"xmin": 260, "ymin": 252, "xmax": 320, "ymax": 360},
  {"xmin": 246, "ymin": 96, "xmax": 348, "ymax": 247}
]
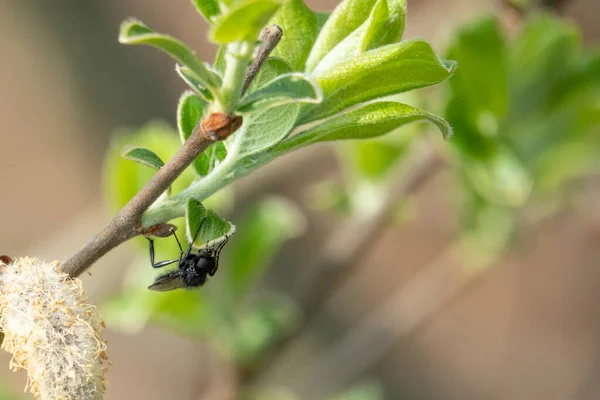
[
  {"xmin": 278, "ymin": 101, "xmax": 451, "ymax": 154},
  {"xmin": 229, "ymin": 103, "xmax": 300, "ymax": 158},
  {"xmin": 121, "ymin": 146, "xmax": 165, "ymax": 170},
  {"xmin": 191, "ymin": 0, "xmax": 221, "ymax": 22},
  {"xmin": 177, "ymin": 91, "xmax": 216, "ymax": 176},
  {"xmin": 247, "ymin": 57, "xmax": 293, "ymax": 93},
  {"xmin": 238, "ymin": 73, "xmax": 322, "ymax": 112},
  {"xmin": 210, "ymin": 0, "xmax": 283, "ymax": 44},
  {"xmin": 186, "ymin": 199, "xmax": 235, "ymax": 247},
  {"xmin": 269, "ymin": 0, "xmax": 318, "ymax": 70},
  {"xmin": 301, "ymin": 39, "xmax": 457, "ymax": 123},
  {"xmin": 305, "ymin": 0, "xmax": 379, "ymax": 72},
  {"xmin": 119, "ymin": 19, "xmax": 221, "ymax": 89},
  {"xmin": 227, "ymin": 197, "xmax": 304, "ymax": 299},
  {"xmin": 176, "ymin": 65, "xmax": 215, "ymax": 101},
  {"xmin": 311, "ymin": 0, "xmax": 389, "ymax": 76}
]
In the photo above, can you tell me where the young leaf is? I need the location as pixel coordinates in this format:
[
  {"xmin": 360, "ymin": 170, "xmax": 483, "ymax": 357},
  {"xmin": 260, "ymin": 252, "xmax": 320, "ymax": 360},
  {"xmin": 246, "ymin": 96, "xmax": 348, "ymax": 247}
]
[
  {"xmin": 300, "ymin": 39, "xmax": 457, "ymax": 123},
  {"xmin": 377, "ymin": 0, "xmax": 407, "ymax": 46},
  {"xmin": 186, "ymin": 199, "xmax": 235, "ymax": 247},
  {"xmin": 305, "ymin": 0, "xmax": 379, "ymax": 72},
  {"xmin": 229, "ymin": 103, "xmax": 300, "ymax": 158},
  {"xmin": 119, "ymin": 19, "xmax": 221, "ymax": 90},
  {"xmin": 177, "ymin": 91, "xmax": 213, "ymax": 176},
  {"xmin": 121, "ymin": 146, "xmax": 165, "ymax": 170},
  {"xmin": 176, "ymin": 65, "xmax": 215, "ymax": 102},
  {"xmin": 277, "ymin": 101, "xmax": 451, "ymax": 154},
  {"xmin": 227, "ymin": 197, "xmax": 304, "ymax": 299},
  {"xmin": 311, "ymin": 0, "xmax": 389, "ymax": 76},
  {"xmin": 269, "ymin": 0, "xmax": 318, "ymax": 71},
  {"xmin": 210, "ymin": 0, "xmax": 283, "ymax": 44},
  {"xmin": 246, "ymin": 57, "xmax": 293, "ymax": 93},
  {"xmin": 238, "ymin": 73, "xmax": 322, "ymax": 112},
  {"xmin": 191, "ymin": 0, "xmax": 221, "ymax": 23}
]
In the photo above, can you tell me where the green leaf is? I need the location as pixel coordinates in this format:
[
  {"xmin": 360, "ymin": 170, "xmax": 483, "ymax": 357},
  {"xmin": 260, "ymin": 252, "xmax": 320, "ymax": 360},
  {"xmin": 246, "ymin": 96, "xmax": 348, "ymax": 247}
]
[
  {"xmin": 269, "ymin": 0, "xmax": 318, "ymax": 70},
  {"xmin": 278, "ymin": 101, "xmax": 451, "ymax": 154},
  {"xmin": 227, "ymin": 197, "xmax": 304, "ymax": 298},
  {"xmin": 176, "ymin": 65, "xmax": 215, "ymax": 102},
  {"xmin": 191, "ymin": 0, "xmax": 221, "ymax": 22},
  {"xmin": 186, "ymin": 199, "xmax": 235, "ymax": 247},
  {"xmin": 119, "ymin": 19, "xmax": 221, "ymax": 90},
  {"xmin": 311, "ymin": 0, "xmax": 389, "ymax": 76},
  {"xmin": 121, "ymin": 146, "xmax": 165, "ymax": 170},
  {"xmin": 462, "ymin": 147, "xmax": 532, "ymax": 207},
  {"xmin": 104, "ymin": 122, "xmax": 195, "ymax": 212},
  {"xmin": 177, "ymin": 91, "xmax": 213, "ymax": 176},
  {"xmin": 229, "ymin": 103, "xmax": 300, "ymax": 158},
  {"xmin": 509, "ymin": 14, "xmax": 580, "ymax": 118},
  {"xmin": 232, "ymin": 295, "xmax": 300, "ymax": 363},
  {"xmin": 210, "ymin": 0, "xmax": 283, "ymax": 44},
  {"xmin": 246, "ymin": 57, "xmax": 293, "ymax": 93},
  {"xmin": 378, "ymin": 0, "xmax": 407, "ymax": 45},
  {"xmin": 305, "ymin": 0, "xmax": 379, "ymax": 72},
  {"xmin": 301, "ymin": 39, "xmax": 457, "ymax": 123},
  {"xmin": 238, "ymin": 73, "xmax": 322, "ymax": 112},
  {"xmin": 330, "ymin": 382, "xmax": 384, "ymax": 400},
  {"xmin": 447, "ymin": 17, "xmax": 508, "ymax": 119}
]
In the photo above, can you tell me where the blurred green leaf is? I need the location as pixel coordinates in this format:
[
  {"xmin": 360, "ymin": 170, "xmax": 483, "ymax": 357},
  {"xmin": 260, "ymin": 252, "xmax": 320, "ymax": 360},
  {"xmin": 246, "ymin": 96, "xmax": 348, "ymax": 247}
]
[
  {"xmin": 462, "ymin": 146, "xmax": 532, "ymax": 207},
  {"xmin": 227, "ymin": 197, "xmax": 304, "ymax": 298},
  {"xmin": 330, "ymin": 381, "xmax": 384, "ymax": 400},
  {"xmin": 121, "ymin": 146, "xmax": 165, "ymax": 170},
  {"xmin": 279, "ymin": 101, "xmax": 451, "ymax": 154},
  {"xmin": 305, "ymin": 0, "xmax": 378, "ymax": 72},
  {"xmin": 247, "ymin": 57, "xmax": 293, "ymax": 92},
  {"xmin": 186, "ymin": 199, "xmax": 235, "ymax": 246},
  {"xmin": 191, "ymin": 0, "xmax": 221, "ymax": 22},
  {"xmin": 301, "ymin": 39, "xmax": 457, "ymax": 122},
  {"xmin": 509, "ymin": 14, "xmax": 580, "ymax": 119},
  {"xmin": 210, "ymin": 0, "xmax": 283, "ymax": 44},
  {"xmin": 119, "ymin": 19, "xmax": 221, "ymax": 90},
  {"xmin": 229, "ymin": 103, "xmax": 300, "ymax": 158},
  {"xmin": 446, "ymin": 17, "xmax": 509, "ymax": 120},
  {"xmin": 269, "ymin": 0, "xmax": 318, "ymax": 71},
  {"xmin": 232, "ymin": 295, "xmax": 299, "ymax": 363},
  {"xmin": 238, "ymin": 73, "xmax": 322, "ymax": 112},
  {"xmin": 176, "ymin": 64, "xmax": 215, "ymax": 102}
]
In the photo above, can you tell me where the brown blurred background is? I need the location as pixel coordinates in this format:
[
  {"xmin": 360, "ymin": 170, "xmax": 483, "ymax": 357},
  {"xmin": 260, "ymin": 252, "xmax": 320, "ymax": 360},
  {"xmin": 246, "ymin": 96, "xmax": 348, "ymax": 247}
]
[{"xmin": 1, "ymin": 0, "xmax": 599, "ymax": 399}]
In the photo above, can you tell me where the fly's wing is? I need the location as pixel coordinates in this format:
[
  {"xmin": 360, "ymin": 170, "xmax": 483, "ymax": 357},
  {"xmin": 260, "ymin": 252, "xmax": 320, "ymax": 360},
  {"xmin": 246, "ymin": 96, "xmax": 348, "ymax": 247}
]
[{"xmin": 148, "ymin": 271, "xmax": 185, "ymax": 291}]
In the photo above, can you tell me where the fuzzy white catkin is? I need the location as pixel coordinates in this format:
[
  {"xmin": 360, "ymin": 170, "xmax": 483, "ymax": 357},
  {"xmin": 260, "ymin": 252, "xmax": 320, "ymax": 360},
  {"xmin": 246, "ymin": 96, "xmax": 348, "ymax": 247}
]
[{"xmin": 0, "ymin": 257, "xmax": 108, "ymax": 400}]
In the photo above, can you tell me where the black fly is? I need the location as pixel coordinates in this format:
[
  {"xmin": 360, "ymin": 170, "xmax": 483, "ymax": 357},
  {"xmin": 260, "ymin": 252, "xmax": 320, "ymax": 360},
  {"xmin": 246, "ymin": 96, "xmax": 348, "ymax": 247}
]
[{"xmin": 147, "ymin": 218, "xmax": 229, "ymax": 291}]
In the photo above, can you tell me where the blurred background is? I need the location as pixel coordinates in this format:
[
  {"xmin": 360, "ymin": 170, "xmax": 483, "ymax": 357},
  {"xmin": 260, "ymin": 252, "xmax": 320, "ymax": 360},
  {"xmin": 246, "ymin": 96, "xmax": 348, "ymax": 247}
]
[{"xmin": 1, "ymin": 0, "xmax": 599, "ymax": 399}]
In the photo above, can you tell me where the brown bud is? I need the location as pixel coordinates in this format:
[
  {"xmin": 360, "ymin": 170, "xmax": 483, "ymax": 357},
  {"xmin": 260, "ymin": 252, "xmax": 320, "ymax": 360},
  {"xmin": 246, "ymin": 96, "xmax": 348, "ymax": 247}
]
[
  {"xmin": 136, "ymin": 223, "xmax": 177, "ymax": 238},
  {"xmin": 0, "ymin": 255, "xmax": 13, "ymax": 265},
  {"xmin": 201, "ymin": 112, "xmax": 243, "ymax": 141}
]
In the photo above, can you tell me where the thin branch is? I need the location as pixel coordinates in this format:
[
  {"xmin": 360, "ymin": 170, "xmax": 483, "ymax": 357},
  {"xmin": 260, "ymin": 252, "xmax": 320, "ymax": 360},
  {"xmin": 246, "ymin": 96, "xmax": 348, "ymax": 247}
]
[
  {"xmin": 62, "ymin": 119, "xmax": 222, "ymax": 278},
  {"xmin": 243, "ymin": 142, "xmax": 446, "ymax": 381},
  {"xmin": 242, "ymin": 24, "xmax": 283, "ymax": 94}
]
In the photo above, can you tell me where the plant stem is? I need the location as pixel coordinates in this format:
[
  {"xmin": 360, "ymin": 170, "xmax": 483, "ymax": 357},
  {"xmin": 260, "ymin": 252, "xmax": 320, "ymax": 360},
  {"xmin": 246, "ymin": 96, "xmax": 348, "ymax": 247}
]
[
  {"xmin": 62, "ymin": 123, "xmax": 216, "ymax": 278},
  {"xmin": 243, "ymin": 25, "xmax": 283, "ymax": 94},
  {"xmin": 217, "ymin": 42, "xmax": 253, "ymax": 113}
]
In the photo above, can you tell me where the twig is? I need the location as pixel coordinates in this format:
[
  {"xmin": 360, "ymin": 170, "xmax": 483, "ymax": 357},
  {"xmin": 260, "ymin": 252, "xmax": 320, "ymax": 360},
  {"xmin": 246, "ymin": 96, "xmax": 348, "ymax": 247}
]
[
  {"xmin": 62, "ymin": 115, "xmax": 235, "ymax": 278},
  {"xmin": 242, "ymin": 24, "xmax": 283, "ymax": 94},
  {"xmin": 288, "ymin": 244, "xmax": 484, "ymax": 398},
  {"xmin": 243, "ymin": 142, "xmax": 446, "ymax": 380}
]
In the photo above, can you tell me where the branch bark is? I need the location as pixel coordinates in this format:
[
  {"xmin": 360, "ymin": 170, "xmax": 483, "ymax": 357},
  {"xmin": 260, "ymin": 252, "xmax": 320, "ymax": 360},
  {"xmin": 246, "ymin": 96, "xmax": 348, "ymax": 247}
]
[{"xmin": 62, "ymin": 119, "xmax": 219, "ymax": 278}]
